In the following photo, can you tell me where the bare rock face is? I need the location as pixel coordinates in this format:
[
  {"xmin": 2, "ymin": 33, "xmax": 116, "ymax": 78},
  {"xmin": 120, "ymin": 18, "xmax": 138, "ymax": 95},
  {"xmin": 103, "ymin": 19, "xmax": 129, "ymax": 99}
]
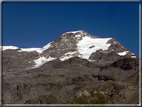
[
  {"xmin": 2, "ymin": 30, "xmax": 139, "ymax": 104},
  {"xmin": 3, "ymin": 49, "xmax": 39, "ymax": 72},
  {"xmin": 89, "ymin": 49, "xmax": 121, "ymax": 64}
]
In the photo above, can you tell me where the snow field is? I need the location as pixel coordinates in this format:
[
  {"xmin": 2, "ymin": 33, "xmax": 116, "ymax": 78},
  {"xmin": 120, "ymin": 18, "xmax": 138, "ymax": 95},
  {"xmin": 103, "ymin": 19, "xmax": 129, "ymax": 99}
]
[
  {"xmin": 117, "ymin": 51, "xmax": 129, "ymax": 56},
  {"xmin": 33, "ymin": 56, "xmax": 56, "ymax": 68},
  {"xmin": 17, "ymin": 42, "xmax": 53, "ymax": 54},
  {"xmin": 18, "ymin": 48, "xmax": 43, "ymax": 53},
  {"xmin": 77, "ymin": 36, "xmax": 111, "ymax": 59},
  {"xmin": 2, "ymin": 46, "xmax": 19, "ymax": 51}
]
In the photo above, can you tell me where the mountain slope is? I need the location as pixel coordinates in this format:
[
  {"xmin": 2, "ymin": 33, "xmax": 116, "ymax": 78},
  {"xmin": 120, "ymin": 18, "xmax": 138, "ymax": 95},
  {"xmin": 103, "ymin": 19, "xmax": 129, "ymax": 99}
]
[{"xmin": 2, "ymin": 30, "xmax": 139, "ymax": 104}]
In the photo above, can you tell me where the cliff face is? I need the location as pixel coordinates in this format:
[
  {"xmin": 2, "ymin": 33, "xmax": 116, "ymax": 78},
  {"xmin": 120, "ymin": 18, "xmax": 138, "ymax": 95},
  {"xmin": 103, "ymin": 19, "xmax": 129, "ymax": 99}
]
[{"xmin": 2, "ymin": 31, "xmax": 139, "ymax": 104}]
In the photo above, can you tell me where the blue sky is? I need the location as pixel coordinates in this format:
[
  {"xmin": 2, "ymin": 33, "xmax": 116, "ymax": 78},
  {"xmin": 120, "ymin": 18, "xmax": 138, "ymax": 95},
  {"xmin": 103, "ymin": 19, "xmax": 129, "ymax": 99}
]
[{"xmin": 2, "ymin": 2, "xmax": 139, "ymax": 57}]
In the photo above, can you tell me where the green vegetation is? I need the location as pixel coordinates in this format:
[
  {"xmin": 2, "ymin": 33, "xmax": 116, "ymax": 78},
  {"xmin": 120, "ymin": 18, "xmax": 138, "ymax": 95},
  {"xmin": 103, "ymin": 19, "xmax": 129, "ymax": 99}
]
[
  {"xmin": 67, "ymin": 85, "xmax": 110, "ymax": 104},
  {"xmin": 69, "ymin": 91, "xmax": 109, "ymax": 104}
]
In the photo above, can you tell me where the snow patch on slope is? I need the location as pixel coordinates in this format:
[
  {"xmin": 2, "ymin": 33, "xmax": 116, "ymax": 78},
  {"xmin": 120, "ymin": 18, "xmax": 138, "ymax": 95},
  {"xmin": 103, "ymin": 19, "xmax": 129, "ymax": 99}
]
[
  {"xmin": 77, "ymin": 36, "xmax": 111, "ymax": 59},
  {"xmin": 18, "ymin": 48, "xmax": 43, "ymax": 53},
  {"xmin": 2, "ymin": 46, "xmax": 19, "ymax": 51},
  {"xmin": 60, "ymin": 55, "xmax": 74, "ymax": 61},
  {"xmin": 66, "ymin": 30, "xmax": 83, "ymax": 34},
  {"xmin": 117, "ymin": 51, "xmax": 129, "ymax": 56},
  {"xmin": 17, "ymin": 42, "xmax": 53, "ymax": 53},
  {"xmin": 33, "ymin": 56, "xmax": 56, "ymax": 68},
  {"xmin": 64, "ymin": 51, "xmax": 77, "ymax": 56},
  {"xmin": 131, "ymin": 56, "xmax": 137, "ymax": 58},
  {"xmin": 75, "ymin": 35, "xmax": 81, "ymax": 38},
  {"xmin": 60, "ymin": 51, "xmax": 77, "ymax": 61},
  {"xmin": 42, "ymin": 42, "xmax": 53, "ymax": 50}
]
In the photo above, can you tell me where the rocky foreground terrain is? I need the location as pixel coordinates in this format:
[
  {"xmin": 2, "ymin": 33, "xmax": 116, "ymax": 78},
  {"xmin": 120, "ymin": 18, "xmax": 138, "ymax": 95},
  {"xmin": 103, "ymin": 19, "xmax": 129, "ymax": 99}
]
[{"xmin": 2, "ymin": 30, "xmax": 139, "ymax": 104}]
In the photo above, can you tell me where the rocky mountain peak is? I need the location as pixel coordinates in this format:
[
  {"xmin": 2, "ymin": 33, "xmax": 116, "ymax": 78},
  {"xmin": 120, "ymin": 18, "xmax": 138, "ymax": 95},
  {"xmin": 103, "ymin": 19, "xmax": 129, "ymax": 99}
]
[
  {"xmin": 60, "ymin": 30, "xmax": 99, "ymax": 40},
  {"xmin": 41, "ymin": 31, "xmax": 112, "ymax": 62}
]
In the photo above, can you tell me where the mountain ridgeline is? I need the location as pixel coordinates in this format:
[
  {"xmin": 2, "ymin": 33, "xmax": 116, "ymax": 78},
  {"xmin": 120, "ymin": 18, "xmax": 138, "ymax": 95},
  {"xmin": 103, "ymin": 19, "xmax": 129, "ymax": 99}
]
[{"xmin": 2, "ymin": 30, "xmax": 139, "ymax": 104}]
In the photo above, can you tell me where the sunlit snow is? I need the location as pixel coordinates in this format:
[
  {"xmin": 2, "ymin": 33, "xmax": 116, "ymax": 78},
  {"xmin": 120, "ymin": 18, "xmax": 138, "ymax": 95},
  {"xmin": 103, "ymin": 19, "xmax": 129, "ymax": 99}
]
[
  {"xmin": 117, "ymin": 51, "xmax": 129, "ymax": 56},
  {"xmin": 113, "ymin": 41, "xmax": 117, "ymax": 44},
  {"xmin": 18, "ymin": 48, "xmax": 43, "ymax": 53},
  {"xmin": 77, "ymin": 36, "xmax": 111, "ymax": 59},
  {"xmin": 131, "ymin": 53, "xmax": 135, "ymax": 55},
  {"xmin": 60, "ymin": 55, "xmax": 74, "ymax": 61},
  {"xmin": 2, "ymin": 46, "xmax": 19, "ymax": 51},
  {"xmin": 33, "ymin": 56, "xmax": 56, "ymax": 68},
  {"xmin": 75, "ymin": 35, "xmax": 81, "ymax": 38},
  {"xmin": 17, "ymin": 42, "xmax": 53, "ymax": 53},
  {"xmin": 131, "ymin": 56, "xmax": 137, "ymax": 58},
  {"xmin": 60, "ymin": 51, "xmax": 77, "ymax": 61},
  {"xmin": 66, "ymin": 30, "xmax": 83, "ymax": 34},
  {"xmin": 64, "ymin": 51, "xmax": 77, "ymax": 56},
  {"xmin": 42, "ymin": 42, "xmax": 53, "ymax": 50}
]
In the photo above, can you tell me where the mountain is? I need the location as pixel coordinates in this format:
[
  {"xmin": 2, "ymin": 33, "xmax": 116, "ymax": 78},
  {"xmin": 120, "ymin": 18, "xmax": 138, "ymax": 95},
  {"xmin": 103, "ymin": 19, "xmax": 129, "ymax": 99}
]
[{"xmin": 2, "ymin": 30, "xmax": 139, "ymax": 104}]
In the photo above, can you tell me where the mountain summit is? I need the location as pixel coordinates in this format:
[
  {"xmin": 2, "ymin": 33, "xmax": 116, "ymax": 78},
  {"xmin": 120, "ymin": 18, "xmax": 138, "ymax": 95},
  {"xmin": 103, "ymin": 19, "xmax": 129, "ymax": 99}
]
[{"xmin": 2, "ymin": 31, "xmax": 139, "ymax": 104}]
